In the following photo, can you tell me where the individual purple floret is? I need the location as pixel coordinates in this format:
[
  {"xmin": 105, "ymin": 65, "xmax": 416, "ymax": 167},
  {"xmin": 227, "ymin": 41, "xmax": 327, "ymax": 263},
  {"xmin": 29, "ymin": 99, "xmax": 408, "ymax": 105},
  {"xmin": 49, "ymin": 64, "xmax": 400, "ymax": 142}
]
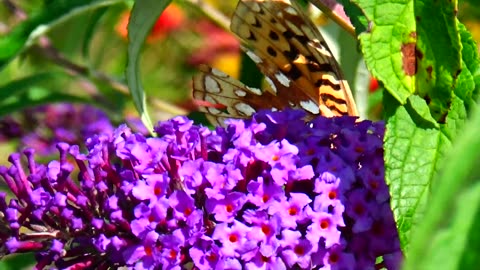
[{"xmin": 0, "ymin": 109, "xmax": 402, "ymax": 269}]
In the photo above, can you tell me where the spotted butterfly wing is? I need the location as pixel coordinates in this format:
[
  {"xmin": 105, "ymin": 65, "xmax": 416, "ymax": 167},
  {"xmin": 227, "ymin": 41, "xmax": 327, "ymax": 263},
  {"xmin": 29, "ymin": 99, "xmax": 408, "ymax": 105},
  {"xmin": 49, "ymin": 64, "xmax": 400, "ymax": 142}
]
[{"xmin": 192, "ymin": 0, "xmax": 358, "ymax": 125}]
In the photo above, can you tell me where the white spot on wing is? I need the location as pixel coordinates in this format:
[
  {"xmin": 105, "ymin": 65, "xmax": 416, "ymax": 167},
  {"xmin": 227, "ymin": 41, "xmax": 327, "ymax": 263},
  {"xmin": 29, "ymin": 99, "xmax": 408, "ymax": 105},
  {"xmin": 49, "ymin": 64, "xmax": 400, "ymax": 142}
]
[
  {"xmin": 235, "ymin": 103, "xmax": 256, "ymax": 116},
  {"xmin": 207, "ymin": 107, "xmax": 222, "ymax": 114},
  {"xmin": 246, "ymin": 51, "xmax": 263, "ymax": 64},
  {"xmin": 234, "ymin": 89, "xmax": 247, "ymax": 97},
  {"xmin": 205, "ymin": 76, "xmax": 221, "ymax": 93},
  {"xmin": 300, "ymin": 100, "xmax": 320, "ymax": 114},
  {"xmin": 285, "ymin": 21, "xmax": 303, "ymax": 36},
  {"xmin": 211, "ymin": 68, "xmax": 228, "ymax": 77},
  {"xmin": 285, "ymin": 6, "xmax": 297, "ymax": 15},
  {"xmin": 275, "ymin": 72, "xmax": 291, "ymax": 87},
  {"xmin": 265, "ymin": 77, "xmax": 277, "ymax": 94},
  {"xmin": 250, "ymin": 2, "xmax": 261, "ymax": 12},
  {"xmin": 246, "ymin": 86, "xmax": 262, "ymax": 96}
]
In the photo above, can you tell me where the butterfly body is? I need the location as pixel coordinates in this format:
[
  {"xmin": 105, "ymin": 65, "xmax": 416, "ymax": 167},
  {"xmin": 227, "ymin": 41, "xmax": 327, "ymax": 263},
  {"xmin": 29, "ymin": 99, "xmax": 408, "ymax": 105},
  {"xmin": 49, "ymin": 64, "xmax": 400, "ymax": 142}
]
[{"xmin": 192, "ymin": 0, "xmax": 357, "ymax": 126}]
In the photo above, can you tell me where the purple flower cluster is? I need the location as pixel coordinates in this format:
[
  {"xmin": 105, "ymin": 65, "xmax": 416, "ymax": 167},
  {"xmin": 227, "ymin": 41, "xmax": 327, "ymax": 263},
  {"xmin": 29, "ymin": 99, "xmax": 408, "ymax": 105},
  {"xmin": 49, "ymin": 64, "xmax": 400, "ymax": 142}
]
[
  {"xmin": 0, "ymin": 109, "xmax": 402, "ymax": 269},
  {"xmin": 0, "ymin": 103, "xmax": 114, "ymax": 155}
]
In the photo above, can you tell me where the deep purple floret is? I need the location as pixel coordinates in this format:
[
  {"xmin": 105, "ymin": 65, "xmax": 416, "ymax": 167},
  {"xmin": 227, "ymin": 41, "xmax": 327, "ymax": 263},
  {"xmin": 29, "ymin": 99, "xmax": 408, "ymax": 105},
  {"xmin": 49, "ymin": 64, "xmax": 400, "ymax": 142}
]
[{"xmin": 0, "ymin": 109, "xmax": 402, "ymax": 269}]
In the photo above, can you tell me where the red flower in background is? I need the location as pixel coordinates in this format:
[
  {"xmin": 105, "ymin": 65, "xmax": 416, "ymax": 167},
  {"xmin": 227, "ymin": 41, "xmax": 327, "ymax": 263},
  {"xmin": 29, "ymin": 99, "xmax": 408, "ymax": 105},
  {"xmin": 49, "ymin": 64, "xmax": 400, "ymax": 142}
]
[
  {"xmin": 188, "ymin": 20, "xmax": 240, "ymax": 65},
  {"xmin": 369, "ymin": 77, "xmax": 379, "ymax": 92},
  {"xmin": 116, "ymin": 3, "xmax": 185, "ymax": 42}
]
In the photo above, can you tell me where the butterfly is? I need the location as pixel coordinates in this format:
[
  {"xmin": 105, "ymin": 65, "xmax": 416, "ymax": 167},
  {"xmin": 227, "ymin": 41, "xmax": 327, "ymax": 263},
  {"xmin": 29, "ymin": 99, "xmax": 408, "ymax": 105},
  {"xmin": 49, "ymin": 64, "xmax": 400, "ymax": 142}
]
[{"xmin": 192, "ymin": 0, "xmax": 358, "ymax": 126}]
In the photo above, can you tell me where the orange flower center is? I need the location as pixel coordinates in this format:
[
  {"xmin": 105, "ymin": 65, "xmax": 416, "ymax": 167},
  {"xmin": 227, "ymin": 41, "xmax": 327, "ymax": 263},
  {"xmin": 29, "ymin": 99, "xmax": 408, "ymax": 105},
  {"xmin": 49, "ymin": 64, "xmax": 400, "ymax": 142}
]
[
  {"xmin": 320, "ymin": 218, "xmax": 330, "ymax": 229},
  {"xmin": 294, "ymin": 245, "xmax": 305, "ymax": 255},
  {"xmin": 229, "ymin": 234, "xmax": 238, "ymax": 243},
  {"xmin": 328, "ymin": 190, "xmax": 337, "ymax": 200},
  {"xmin": 329, "ymin": 252, "xmax": 340, "ymax": 263},
  {"xmin": 169, "ymin": 249, "xmax": 177, "ymax": 259},
  {"xmin": 145, "ymin": 246, "xmax": 153, "ymax": 256},
  {"xmin": 207, "ymin": 253, "xmax": 217, "ymax": 262},
  {"xmin": 261, "ymin": 224, "xmax": 271, "ymax": 235}
]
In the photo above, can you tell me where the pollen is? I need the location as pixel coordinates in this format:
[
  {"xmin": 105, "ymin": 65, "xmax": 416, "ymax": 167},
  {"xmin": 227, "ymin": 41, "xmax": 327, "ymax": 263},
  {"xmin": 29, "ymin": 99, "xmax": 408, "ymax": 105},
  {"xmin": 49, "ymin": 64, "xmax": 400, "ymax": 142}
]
[
  {"xmin": 229, "ymin": 234, "xmax": 238, "ymax": 243},
  {"xmin": 145, "ymin": 246, "xmax": 153, "ymax": 256},
  {"xmin": 320, "ymin": 218, "xmax": 330, "ymax": 229},
  {"xmin": 294, "ymin": 245, "xmax": 305, "ymax": 255},
  {"xmin": 184, "ymin": 207, "xmax": 192, "ymax": 216},
  {"xmin": 261, "ymin": 224, "xmax": 271, "ymax": 235},
  {"xmin": 328, "ymin": 252, "xmax": 340, "ymax": 263},
  {"xmin": 207, "ymin": 253, "xmax": 217, "ymax": 262},
  {"xmin": 169, "ymin": 249, "xmax": 177, "ymax": 259},
  {"xmin": 328, "ymin": 190, "xmax": 337, "ymax": 200}
]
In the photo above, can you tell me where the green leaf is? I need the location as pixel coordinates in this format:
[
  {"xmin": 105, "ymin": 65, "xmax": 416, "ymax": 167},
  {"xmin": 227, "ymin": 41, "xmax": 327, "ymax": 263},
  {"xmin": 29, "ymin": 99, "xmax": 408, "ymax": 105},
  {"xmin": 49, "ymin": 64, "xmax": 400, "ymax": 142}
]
[
  {"xmin": 126, "ymin": 0, "xmax": 172, "ymax": 134},
  {"xmin": 0, "ymin": 0, "xmax": 127, "ymax": 70},
  {"xmin": 406, "ymin": 95, "xmax": 439, "ymax": 128},
  {"xmin": 349, "ymin": 0, "xmax": 461, "ymax": 122},
  {"xmin": 349, "ymin": 0, "xmax": 415, "ymax": 104},
  {"xmin": 403, "ymin": 101, "xmax": 480, "ymax": 269},
  {"xmin": 405, "ymin": 182, "xmax": 480, "ymax": 270},
  {"xmin": 0, "ymin": 254, "xmax": 35, "ymax": 270},
  {"xmin": 350, "ymin": 0, "xmax": 470, "ymax": 253},
  {"xmin": 384, "ymin": 94, "xmax": 467, "ymax": 251},
  {"xmin": 0, "ymin": 72, "xmax": 58, "ymax": 102},
  {"xmin": 456, "ymin": 22, "xmax": 480, "ymax": 108},
  {"xmin": 414, "ymin": 0, "xmax": 461, "ymax": 121},
  {"xmin": 383, "ymin": 91, "xmax": 448, "ymax": 249},
  {"xmin": 0, "ymin": 89, "xmax": 91, "ymax": 117},
  {"xmin": 339, "ymin": 0, "xmax": 368, "ymax": 34},
  {"xmin": 81, "ymin": 7, "xmax": 109, "ymax": 57}
]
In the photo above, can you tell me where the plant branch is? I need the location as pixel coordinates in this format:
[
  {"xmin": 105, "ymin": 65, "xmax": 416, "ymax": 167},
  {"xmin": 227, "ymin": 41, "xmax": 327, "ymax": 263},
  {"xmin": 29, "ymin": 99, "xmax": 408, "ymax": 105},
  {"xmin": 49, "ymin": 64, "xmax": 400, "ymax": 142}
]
[
  {"xmin": 309, "ymin": 0, "xmax": 355, "ymax": 36},
  {"xmin": 35, "ymin": 37, "xmax": 188, "ymax": 116},
  {"xmin": 182, "ymin": 0, "xmax": 230, "ymax": 31}
]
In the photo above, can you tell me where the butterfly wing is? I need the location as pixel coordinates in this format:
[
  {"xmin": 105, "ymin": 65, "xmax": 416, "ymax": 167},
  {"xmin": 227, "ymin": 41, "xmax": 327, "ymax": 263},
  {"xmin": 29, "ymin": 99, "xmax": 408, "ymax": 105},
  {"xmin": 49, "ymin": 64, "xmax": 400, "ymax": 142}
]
[
  {"xmin": 192, "ymin": 65, "xmax": 308, "ymax": 126},
  {"xmin": 230, "ymin": 0, "xmax": 358, "ymax": 117},
  {"xmin": 192, "ymin": 0, "xmax": 358, "ymax": 126}
]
